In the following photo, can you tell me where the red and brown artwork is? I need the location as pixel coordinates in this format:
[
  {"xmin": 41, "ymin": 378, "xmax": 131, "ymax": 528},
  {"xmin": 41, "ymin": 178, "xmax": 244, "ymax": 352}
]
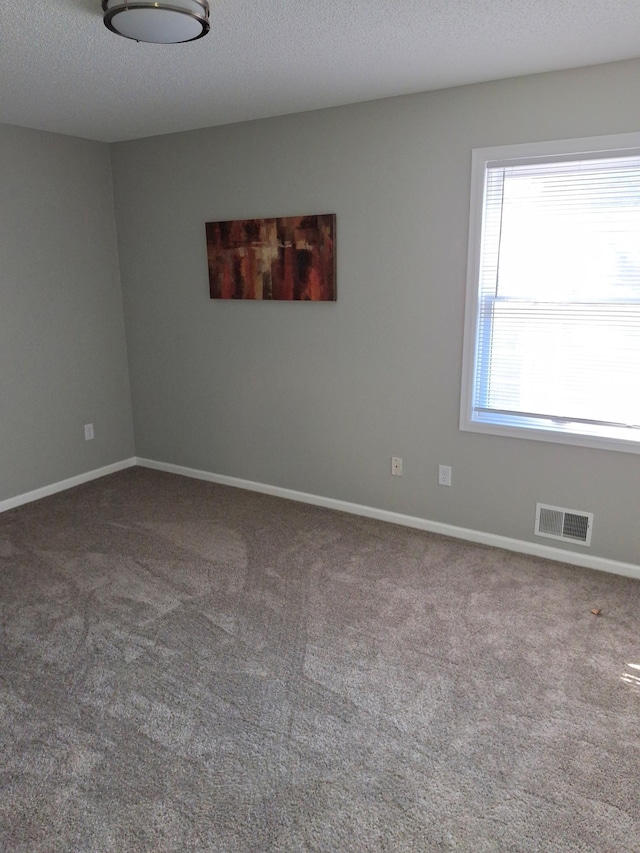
[{"xmin": 206, "ymin": 213, "xmax": 336, "ymax": 301}]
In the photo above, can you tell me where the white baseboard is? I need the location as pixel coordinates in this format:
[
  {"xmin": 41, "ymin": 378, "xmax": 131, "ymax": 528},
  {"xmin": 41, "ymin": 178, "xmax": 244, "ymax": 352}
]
[
  {"xmin": 136, "ymin": 457, "xmax": 640, "ymax": 581},
  {"xmin": 0, "ymin": 458, "xmax": 137, "ymax": 514},
  {"xmin": 2, "ymin": 455, "xmax": 636, "ymax": 581}
]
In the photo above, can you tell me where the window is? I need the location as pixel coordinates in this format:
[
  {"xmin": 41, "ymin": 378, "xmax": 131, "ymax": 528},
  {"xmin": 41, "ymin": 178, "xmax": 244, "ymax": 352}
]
[{"xmin": 460, "ymin": 133, "xmax": 640, "ymax": 453}]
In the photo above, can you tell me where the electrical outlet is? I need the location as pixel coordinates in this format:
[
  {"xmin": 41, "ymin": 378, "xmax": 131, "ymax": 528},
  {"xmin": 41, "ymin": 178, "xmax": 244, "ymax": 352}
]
[
  {"xmin": 391, "ymin": 456, "xmax": 403, "ymax": 476},
  {"xmin": 84, "ymin": 423, "xmax": 94, "ymax": 441},
  {"xmin": 438, "ymin": 464, "xmax": 451, "ymax": 486}
]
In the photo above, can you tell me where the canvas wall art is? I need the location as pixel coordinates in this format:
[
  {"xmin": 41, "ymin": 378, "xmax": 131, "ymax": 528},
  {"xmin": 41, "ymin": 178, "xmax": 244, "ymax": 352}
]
[{"xmin": 206, "ymin": 213, "xmax": 336, "ymax": 301}]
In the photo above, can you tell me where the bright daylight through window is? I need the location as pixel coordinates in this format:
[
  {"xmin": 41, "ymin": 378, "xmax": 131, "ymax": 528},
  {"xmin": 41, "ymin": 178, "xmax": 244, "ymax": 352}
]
[{"xmin": 460, "ymin": 133, "xmax": 640, "ymax": 453}]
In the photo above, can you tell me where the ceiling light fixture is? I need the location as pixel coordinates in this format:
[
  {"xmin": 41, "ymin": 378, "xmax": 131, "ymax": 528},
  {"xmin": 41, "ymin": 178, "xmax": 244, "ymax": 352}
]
[{"xmin": 102, "ymin": 1, "xmax": 210, "ymax": 44}]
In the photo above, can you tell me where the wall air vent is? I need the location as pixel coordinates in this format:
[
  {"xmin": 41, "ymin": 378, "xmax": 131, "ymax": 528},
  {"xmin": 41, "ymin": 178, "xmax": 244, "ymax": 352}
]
[{"xmin": 535, "ymin": 503, "xmax": 593, "ymax": 547}]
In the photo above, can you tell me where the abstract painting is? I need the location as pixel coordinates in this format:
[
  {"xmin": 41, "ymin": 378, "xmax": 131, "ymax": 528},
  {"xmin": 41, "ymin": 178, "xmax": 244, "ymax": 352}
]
[{"xmin": 206, "ymin": 213, "xmax": 336, "ymax": 301}]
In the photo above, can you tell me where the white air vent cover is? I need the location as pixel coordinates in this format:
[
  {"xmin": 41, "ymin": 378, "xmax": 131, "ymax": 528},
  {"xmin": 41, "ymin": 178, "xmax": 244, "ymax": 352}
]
[{"xmin": 535, "ymin": 503, "xmax": 593, "ymax": 546}]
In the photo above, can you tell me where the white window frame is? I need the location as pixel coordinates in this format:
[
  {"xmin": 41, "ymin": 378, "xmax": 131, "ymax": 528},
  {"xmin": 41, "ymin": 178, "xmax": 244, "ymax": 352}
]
[{"xmin": 460, "ymin": 131, "xmax": 640, "ymax": 455}]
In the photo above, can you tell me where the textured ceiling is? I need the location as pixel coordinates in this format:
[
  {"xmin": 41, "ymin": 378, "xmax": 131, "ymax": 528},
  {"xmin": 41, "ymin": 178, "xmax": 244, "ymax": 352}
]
[{"xmin": 2, "ymin": 1, "xmax": 640, "ymax": 143}]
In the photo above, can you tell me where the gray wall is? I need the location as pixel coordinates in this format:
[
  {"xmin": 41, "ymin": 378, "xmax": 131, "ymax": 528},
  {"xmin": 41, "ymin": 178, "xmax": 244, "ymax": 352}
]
[
  {"xmin": 111, "ymin": 58, "xmax": 640, "ymax": 565},
  {"xmin": 0, "ymin": 124, "xmax": 134, "ymax": 500}
]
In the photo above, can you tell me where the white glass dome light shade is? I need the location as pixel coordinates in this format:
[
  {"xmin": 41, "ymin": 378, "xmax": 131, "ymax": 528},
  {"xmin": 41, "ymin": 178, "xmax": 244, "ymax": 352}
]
[{"xmin": 102, "ymin": 1, "xmax": 210, "ymax": 44}]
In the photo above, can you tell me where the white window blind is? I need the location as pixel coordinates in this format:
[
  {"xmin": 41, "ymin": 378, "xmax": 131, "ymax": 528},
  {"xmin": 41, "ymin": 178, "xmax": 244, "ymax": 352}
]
[{"xmin": 464, "ymin": 142, "xmax": 640, "ymax": 450}]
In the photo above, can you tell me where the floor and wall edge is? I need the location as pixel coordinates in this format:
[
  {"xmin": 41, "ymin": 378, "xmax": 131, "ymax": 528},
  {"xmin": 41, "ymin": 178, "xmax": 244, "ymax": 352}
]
[
  {"xmin": 0, "ymin": 458, "xmax": 138, "ymax": 514},
  {"xmin": 135, "ymin": 458, "xmax": 640, "ymax": 582},
  {"xmin": 1, "ymin": 456, "xmax": 636, "ymax": 581}
]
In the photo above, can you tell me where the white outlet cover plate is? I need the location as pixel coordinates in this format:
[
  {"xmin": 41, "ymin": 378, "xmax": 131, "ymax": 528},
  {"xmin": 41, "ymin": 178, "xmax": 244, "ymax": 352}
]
[{"xmin": 438, "ymin": 465, "xmax": 451, "ymax": 486}]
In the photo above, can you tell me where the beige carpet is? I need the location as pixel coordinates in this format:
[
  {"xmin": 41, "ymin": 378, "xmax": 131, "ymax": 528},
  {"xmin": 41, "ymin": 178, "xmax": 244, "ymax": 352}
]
[{"xmin": 1, "ymin": 467, "xmax": 639, "ymax": 851}]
